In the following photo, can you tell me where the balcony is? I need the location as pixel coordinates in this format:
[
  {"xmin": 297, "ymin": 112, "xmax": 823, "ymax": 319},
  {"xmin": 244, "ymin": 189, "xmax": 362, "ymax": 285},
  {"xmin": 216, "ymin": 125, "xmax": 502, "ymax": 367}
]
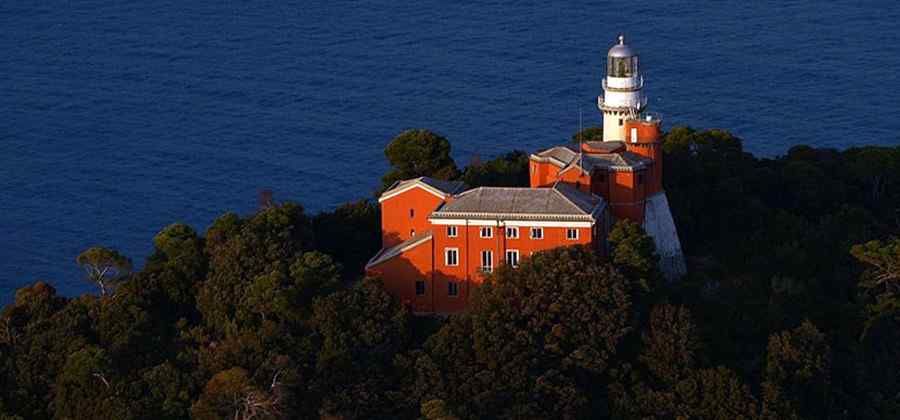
[{"xmin": 602, "ymin": 76, "xmax": 643, "ymax": 92}]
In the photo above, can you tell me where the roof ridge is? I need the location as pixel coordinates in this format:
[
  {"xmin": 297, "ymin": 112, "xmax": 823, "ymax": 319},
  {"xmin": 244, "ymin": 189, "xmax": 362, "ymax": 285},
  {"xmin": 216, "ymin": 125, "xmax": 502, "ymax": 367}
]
[
  {"xmin": 455, "ymin": 187, "xmax": 477, "ymax": 197},
  {"xmin": 553, "ymin": 183, "xmax": 598, "ymax": 214},
  {"xmin": 474, "ymin": 186, "xmax": 532, "ymax": 191},
  {"xmin": 552, "ymin": 185, "xmax": 584, "ymax": 213}
]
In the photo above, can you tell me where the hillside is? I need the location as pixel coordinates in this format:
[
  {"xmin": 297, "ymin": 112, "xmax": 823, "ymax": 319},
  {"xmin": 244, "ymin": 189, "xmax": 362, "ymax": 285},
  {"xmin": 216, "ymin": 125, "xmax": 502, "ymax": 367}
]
[{"xmin": 2, "ymin": 127, "xmax": 899, "ymax": 419}]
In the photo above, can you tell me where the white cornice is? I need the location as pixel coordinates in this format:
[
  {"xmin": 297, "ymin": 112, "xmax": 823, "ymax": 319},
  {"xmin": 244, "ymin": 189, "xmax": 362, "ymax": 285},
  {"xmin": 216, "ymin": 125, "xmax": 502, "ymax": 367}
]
[
  {"xmin": 429, "ymin": 219, "xmax": 594, "ymax": 228},
  {"xmin": 378, "ymin": 182, "xmax": 449, "ymax": 203}
]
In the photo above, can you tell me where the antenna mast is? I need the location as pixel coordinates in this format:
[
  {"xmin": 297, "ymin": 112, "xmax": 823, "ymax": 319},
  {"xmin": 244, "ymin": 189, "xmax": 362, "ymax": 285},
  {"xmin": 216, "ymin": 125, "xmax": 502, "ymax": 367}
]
[{"xmin": 579, "ymin": 108, "xmax": 584, "ymax": 169}]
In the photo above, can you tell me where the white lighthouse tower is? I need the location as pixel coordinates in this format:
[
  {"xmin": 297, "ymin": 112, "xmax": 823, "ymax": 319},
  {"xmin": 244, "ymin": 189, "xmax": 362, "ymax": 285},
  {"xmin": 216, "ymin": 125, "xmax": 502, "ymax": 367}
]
[{"xmin": 598, "ymin": 34, "xmax": 647, "ymax": 142}]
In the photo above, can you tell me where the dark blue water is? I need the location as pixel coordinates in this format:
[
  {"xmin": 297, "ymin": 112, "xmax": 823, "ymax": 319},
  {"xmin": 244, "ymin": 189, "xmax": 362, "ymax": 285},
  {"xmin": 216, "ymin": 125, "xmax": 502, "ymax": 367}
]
[{"xmin": 3, "ymin": 0, "xmax": 900, "ymax": 302}]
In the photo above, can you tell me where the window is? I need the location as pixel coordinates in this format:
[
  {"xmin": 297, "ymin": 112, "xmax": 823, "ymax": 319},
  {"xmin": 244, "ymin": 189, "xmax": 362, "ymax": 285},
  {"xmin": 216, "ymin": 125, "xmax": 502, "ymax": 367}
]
[
  {"xmin": 506, "ymin": 226, "xmax": 519, "ymax": 239},
  {"xmin": 506, "ymin": 249, "xmax": 519, "ymax": 267},
  {"xmin": 447, "ymin": 225, "xmax": 458, "ymax": 237},
  {"xmin": 480, "ymin": 226, "xmax": 493, "ymax": 238},
  {"xmin": 415, "ymin": 280, "xmax": 425, "ymax": 296},
  {"xmin": 410, "ymin": 229, "xmax": 415, "ymax": 236},
  {"xmin": 445, "ymin": 248, "xmax": 459, "ymax": 266},
  {"xmin": 530, "ymin": 227, "xmax": 544, "ymax": 239},
  {"xmin": 608, "ymin": 56, "xmax": 637, "ymax": 77},
  {"xmin": 409, "ymin": 208, "xmax": 414, "ymax": 218},
  {"xmin": 618, "ymin": 118, "xmax": 623, "ymax": 126},
  {"xmin": 566, "ymin": 228, "xmax": 579, "ymax": 240},
  {"xmin": 448, "ymin": 281, "xmax": 459, "ymax": 297},
  {"xmin": 481, "ymin": 250, "xmax": 493, "ymax": 273}
]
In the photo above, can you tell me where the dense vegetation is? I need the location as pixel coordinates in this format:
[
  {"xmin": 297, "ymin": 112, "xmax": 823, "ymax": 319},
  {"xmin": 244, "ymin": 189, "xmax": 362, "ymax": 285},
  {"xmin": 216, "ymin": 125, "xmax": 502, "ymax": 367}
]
[{"xmin": 2, "ymin": 127, "xmax": 899, "ymax": 419}]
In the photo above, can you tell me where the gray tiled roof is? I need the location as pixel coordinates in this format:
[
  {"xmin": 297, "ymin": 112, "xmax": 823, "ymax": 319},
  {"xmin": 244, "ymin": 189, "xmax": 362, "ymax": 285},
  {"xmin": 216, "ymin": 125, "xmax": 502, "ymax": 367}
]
[
  {"xmin": 384, "ymin": 176, "xmax": 466, "ymax": 196},
  {"xmin": 533, "ymin": 145, "xmax": 578, "ymax": 167},
  {"xmin": 582, "ymin": 141, "xmax": 625, "ymax": 153},
  {"xmin": 431, "ymin": 183, "xmax": 603, "ymax": 220},
  {"xmin": 418, "ymin": 177, "xmax": 466, "ymax": 194},
  {"xmin": 365, "ymin": 231, "xmax": 433, "ymax": 269},
  {"xmin": 579, "ymin": 151, "xmax": 650, "ymax": 171},
  {"xmin": 553, "ymin": 182, "xmax": 602, "ymax": 213},
  {"xmin": 532, "ymin": 144, "xmax": 650, "ymax": 172}
]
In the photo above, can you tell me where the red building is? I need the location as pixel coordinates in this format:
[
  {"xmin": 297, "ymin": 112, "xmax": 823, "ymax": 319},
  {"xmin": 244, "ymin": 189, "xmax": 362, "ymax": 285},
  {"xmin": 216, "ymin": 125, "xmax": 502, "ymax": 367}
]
[
  {"xmin": 367, "ymin": 181, "xmax": 607, "ymax": 314},
  {"xmin": 366, "ymin": 36, "xmax": 685, "ymax": 314},
  {"xmin": 530, "ymin": 117, "xmax": 664, "ymax": 222}
]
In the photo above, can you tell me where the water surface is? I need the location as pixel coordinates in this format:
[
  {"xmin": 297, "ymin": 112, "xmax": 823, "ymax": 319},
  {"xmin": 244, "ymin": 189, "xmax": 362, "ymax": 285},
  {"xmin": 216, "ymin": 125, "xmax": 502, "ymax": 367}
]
[{"xmin": 2, "ymin": 0, "xmax": 899, "ymax": 301}]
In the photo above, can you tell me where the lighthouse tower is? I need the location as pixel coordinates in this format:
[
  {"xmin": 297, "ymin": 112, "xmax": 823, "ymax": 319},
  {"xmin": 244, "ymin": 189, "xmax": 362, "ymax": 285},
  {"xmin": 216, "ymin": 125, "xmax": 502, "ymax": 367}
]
[{"xmin": 598, "ymin": 35, "xmax": 647, "ymax": 142}]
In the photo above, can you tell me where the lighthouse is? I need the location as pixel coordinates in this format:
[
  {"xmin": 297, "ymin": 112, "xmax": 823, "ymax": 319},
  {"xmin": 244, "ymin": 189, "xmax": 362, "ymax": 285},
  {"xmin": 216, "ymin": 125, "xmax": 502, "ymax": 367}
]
[
  {"xmin": 598, "ymin": 34, "xmax": 647, "ymax": 142},
  {"xmin": 367, "ymin": 37, "xmax": 687, "ymax": 315}
]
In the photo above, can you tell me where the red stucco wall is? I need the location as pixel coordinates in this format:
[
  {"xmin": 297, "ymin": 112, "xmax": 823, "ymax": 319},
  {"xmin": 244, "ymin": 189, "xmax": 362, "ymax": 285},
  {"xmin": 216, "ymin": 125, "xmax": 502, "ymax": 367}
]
[
  {"xmin": 380, "ymin": 186, "xmax": 446, "ymax": 248},
  {"xmin": 366, "ymin": 237, "xmax": 435, "ymax": 313}
]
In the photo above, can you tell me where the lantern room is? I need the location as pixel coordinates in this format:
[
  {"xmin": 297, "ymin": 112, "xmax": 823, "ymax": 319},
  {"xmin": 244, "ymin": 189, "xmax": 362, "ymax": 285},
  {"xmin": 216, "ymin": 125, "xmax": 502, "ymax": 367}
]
[{"xmin": 607, "ymin": 35, "xmax": 639, "ymax": 78}]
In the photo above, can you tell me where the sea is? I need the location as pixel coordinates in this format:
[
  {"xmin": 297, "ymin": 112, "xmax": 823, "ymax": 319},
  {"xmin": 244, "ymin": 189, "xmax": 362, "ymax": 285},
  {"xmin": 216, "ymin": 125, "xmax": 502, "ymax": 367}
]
[{"xmin": 2, "ymin": 0, "xmax": 900, "ymax": 303}]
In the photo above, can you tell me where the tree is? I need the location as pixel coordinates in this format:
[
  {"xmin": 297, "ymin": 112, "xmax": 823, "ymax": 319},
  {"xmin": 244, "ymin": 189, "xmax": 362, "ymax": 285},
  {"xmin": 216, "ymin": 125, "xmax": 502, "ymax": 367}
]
[
  {"xmin": 844, "ymin": 146, "xmax": 900, "ymax": 205},
  {"xmin": 312, "ymin": 200, "xmax": 380, "ymax": 280},
  {"xmin": 75, "ymin": 247, "xmax": 132, "ymax": 296},
  {"xmin": 381, "ymin": 129, "xmax": 459, "ymax": 190},
  {"xmin": 191, "ymin": 367, "xmax": 284, "ymax": 420},
  {"xmin": 243, "ymin": 268, "xmax": 291, "ymax": 325},
  {"xmin": 420, "ymin": 399, "xmax": 460, "ymax": 420},
  {"xmin": 638, "ymin": 305, "xmax": 701, "ymax": 385},
  {"xmin": 148, "ymin": 223, "xmax": 205, "ymax": 274},
  {"xmin": 851, "ymin": 238, "xmax": 900, "ymax": 304},
  {"xmin": 570, "ymin": 127, "xmax": 604, "ymax": 144},
  {"xmin": 667, "ymin": 367, "xmax": 759, "ymax": 420},
  {"xmin": 460, "ymin": 151, "xmax": 529, "ymax": 188},
  {"xmin": 198, "ymin": 203, "xmax": 313, "ymax": 335},
  {"xmin": 310, "ymin": 279, "xmax": 410, "ymax": 419},
  {"xmin": 6, "ymin": 129, "xmax": 900, "ymax": 420},
  {"xmin": 130, "ymin": 362, "xmax": 196, "ymax": 420},
  {"xmin": 660, "ymin": 127, "xmax": 752, "ymax": 256},
  {"xmin": 858, "ymin": 309, "xmax": 900, "ymax": 418},
  {"xmin": 761, "ymin": 320, "xmax": 831, "ymax": 420},
  {"xmin": 241, "ymin": 251, "xmax": 342, "ymax": 327},
  {"xmin": 608, "ymin": 220, "xmax": 661, "ymax": 306},
  {"xmin": 289, "ymin": 251, "xmax": 342, "ymax": 307},
  {"xmin": 3, "ymin": 281, "xmax": 66, "ymax": 327},
  {"xmin": 0, "ymin": 409, "xmax": 22, "ymax": 420},
  {"xmin": 94, "ymin": 276, "xmax": 175, "ymax": 371},
  {"xmin": 53, "ymin": 346, "xmax": 132, "ymax": 420},
  {"xmin": 0, "ymin": 284, "xmax": 94, "ymax": 420},
  {"xmin": 145, "ymin": 223, "xmax": 207, "ymax": 310},
  {"xmin": 610, "ymin": 303, "xmax": 761, "ymax": 420},
  {"xmin": 409, "ymin": 246, "xmax": 633, "ymax": 418}
]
